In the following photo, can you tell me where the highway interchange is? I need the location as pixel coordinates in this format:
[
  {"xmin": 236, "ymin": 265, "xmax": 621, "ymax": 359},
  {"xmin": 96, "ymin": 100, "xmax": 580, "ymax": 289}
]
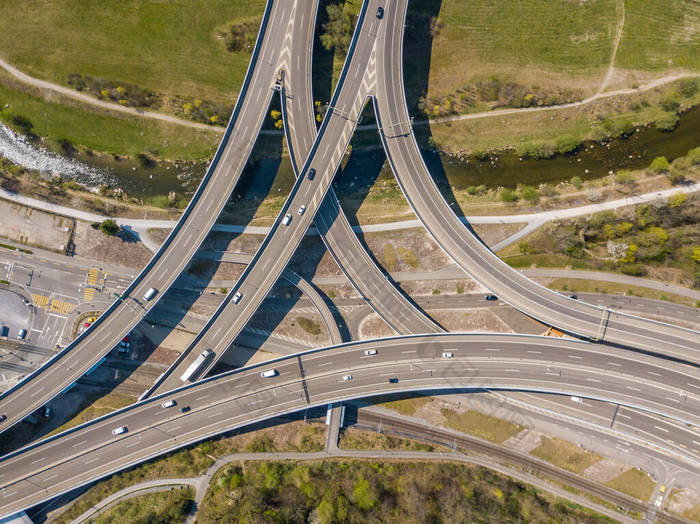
[{"xmin": 0, "ymin": 0, "xmax": 698, "ymax": 518}]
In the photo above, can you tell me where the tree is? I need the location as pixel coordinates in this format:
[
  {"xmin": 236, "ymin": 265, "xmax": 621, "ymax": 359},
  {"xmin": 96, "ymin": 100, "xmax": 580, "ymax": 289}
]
[
  {"xmin": 500, "ymin": 188, "xmax": 517, "ymax": 203},
  {"xmin": 614, "ymin": 169, "xmax": 633, "ymax": 185},
  {"xmin": 649, "ymin": 156, "xmax": 670, "ymax": 173},
  {"xmin": 98, "ymin": 219, "xmax": 119, "ymax": 236},
  {"xmin": 352, "ymin": 475, "xmax": 377, "ymax": 510},
  {"xmin": 691, "ymin": 247, "xmax": 700, "ymax": 263},
  {"xmin": 320, "ymin": 4, "xmax": 356, "ymax": 53},
  {"xmin": 570, "ymin": 175, "xmax": 583, "ymax": 189},
  {"xmin": 520, "ymin": 185, "xmax": 539, "ymax": 202}
]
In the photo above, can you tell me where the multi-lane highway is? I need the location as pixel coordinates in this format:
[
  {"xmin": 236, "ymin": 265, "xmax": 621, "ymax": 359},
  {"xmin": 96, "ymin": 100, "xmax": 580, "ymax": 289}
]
[
  {"xmin": 146, "ymin": 0, "xmax": 389, "ymax": 395},
  {"xmin": 279, "ymin": 1, "xmax": 439, "ymax": 336},
  {"xmin": 0, "ymin": 0, "xmax": 308, "ymax": 432},
  {"xmin": 1, "ymin": 333, "xmax": 697, "ymax": 517},
  {"xmin": 373, "ymin": 0, "xmax": 700, "ymax": 362}
]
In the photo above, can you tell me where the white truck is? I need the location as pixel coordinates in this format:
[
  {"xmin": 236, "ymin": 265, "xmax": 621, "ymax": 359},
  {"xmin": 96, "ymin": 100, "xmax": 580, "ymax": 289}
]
[{"xmin": 180, "ymin": 349, "xmax": 214, "ymax": 383}]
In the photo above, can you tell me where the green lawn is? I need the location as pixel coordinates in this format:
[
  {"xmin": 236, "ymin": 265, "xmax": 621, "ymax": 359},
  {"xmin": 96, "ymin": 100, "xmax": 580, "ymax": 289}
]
[
  {"xmin": 615, "ymin": 0, "xmax": 700, "ymax": 71},
  {"xmin": 0, "ymin": 0, "xmax": 264, "ymax": 104},
  {"xmin": 0, "ymin": 80, "xmax": 219, "ymax": 160}
]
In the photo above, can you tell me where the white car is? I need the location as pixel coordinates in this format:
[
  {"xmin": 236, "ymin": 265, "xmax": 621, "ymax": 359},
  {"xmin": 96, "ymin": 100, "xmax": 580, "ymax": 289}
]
[
  {"xmin": 282, "ymin": 214, "xmax": 292, "ymax": 226},
  {"xmin": 232, "ymin": 292, "xmax": 242, "ymax": 304},
  {"xmin": 364, "ymin": 349, "xmax": 377, "ymax": 356},
  {"xmin": 442, "ymin": 352, "xmax": 454, "ymax": 358},
  {"xmin": 343, "ymin": 375, "xmax": 353, "ymax": 381},
  {"xmin": 161, "ymin": 400, "xmax": 176, "ymax": 408},
  {"xmin": 298, "ymin": 205, "xmax": 306, "ymax": 215},
  {"xmin": 260, "ymin": 369, "xmax": 278, "ymax": 378},
  {"xmin": 112, "ymin": 426, "xmax": 128, "ymax": 435}
]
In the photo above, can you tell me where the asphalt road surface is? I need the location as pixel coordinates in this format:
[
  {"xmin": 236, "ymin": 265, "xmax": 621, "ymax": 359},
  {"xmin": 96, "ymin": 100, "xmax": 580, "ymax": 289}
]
[
  {"xmin": 0, "ymin": 0, "xmax": 294, "ymax": 433},
  {"xmin": 0, "ymin": 333, "xmax": 697, "ymax": 516},
  {"xmin": 373, "ymin": 0, "xmax": 700, "ymax": 362}
]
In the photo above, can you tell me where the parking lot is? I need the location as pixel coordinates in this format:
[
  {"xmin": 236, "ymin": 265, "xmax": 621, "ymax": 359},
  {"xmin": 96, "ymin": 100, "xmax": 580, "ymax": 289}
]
[{"xmin": 0, "ymin": 288, "xmax": 31, "ymax": 340}]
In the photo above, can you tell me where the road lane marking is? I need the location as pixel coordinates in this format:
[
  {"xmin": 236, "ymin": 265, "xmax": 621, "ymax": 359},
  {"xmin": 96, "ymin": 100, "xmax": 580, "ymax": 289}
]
[
  {"xmin": 30, "ymin": 457, "xmax": 46, "ymax": 464},
  {"xmin": 195, "ymin": 395, "xmax": 210, "ymax": 401},
  {"xmin": 654, "ymin": 425, "xmax": 670, "ymax": 433},
  {"xmin": 85, "ymin": 457, "xmax": 100, "ymax": 465},
  {"xmin": 72, "ymin": 440, "xmax": 87, "ymax": 448}
]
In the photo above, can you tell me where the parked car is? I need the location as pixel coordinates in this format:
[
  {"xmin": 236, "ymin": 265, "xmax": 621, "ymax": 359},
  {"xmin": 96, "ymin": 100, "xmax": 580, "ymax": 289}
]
[{"xmin": 17, "ymin": 328, "xmax": 26, "ymax": 340}]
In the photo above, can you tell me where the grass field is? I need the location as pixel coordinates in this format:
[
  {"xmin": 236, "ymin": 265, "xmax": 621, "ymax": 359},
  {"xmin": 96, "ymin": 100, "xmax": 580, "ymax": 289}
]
[
  {"xmin": 422, "ymin": 0, "xmax": 617, "ymax": 100},
  {"xmin": 0, "ymin": 77, "xmax": 220, "ymax": 160},
  {"xmin": 530, "ymin": 437, "xmax": 602, "ymax": 475},
  {"xmin": 92, "ymin": 487, "xmax": 193, "ymax": 524},
  {"xmin": 0, "ymin": 0, "xmax": 264, "ymax": 104},
  {"xmin": 615, "ymin": 0, "xmax": 700, "ymax": 71},
  {"xmin": 604, "ymin": 468, "xmax": 656, "ymax": 502}
]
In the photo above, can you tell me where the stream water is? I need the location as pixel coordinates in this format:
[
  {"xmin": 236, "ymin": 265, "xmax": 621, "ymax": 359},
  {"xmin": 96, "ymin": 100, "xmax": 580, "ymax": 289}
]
[{"xmin": 1, "ymin": 105, "xmax": 698, "ymax": 200}]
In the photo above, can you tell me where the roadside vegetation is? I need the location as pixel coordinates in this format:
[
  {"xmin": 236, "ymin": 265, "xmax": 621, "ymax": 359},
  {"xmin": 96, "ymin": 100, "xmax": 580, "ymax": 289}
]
[
  {"xmin": 197, "ymin": 459, "xmax": 611, "ymax": 522},
  {"xmin": 500, "ymin": 169, "xmax": 700, "ymax": 289},
  {"xmin": 90, "ymin": 487, "xmax": 193, "ymax": 524}
]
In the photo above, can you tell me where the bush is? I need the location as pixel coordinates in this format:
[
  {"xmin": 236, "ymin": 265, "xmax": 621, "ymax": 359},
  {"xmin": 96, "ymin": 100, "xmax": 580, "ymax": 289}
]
[
  {"xmin": 320, "ymin": 4, "xmax": 356, "ymax": 53},
  {"xmin": 500, "ymin": 188, "xmax": 517, "ymax": 203},
  {"xmin": 655, "ymin": 112, "xmax": 679, "ymax": 131},
  {"xmin": 225, "ymin": 20, "xmax": 258, "ymax": 53},
  {"xmin": 555, "ymin": 135, "xmax": 579, "ymax": 155},
  {"xmin": 516, "ymin": 140, "xmax": 555, "ymax": 160},
  {"xmin": 297, "ymin": 317, "xmax": 321, "ymax": 336},
  {"xmin": 614, "ymin": 170, "xmax": 633, "ymax": 185},
  {"xmin": 520, "ymin": 185, "xmax": 539, "ymax": 202},
  {"xmin": 660, "ymin": 92, "xmax": 681, "ymax": 112},
  {"xmin": 678, "ymin": 78, "xmax": 699, "ymax": 98},
  {"xmin": 570, "ymin": 176, "xmax": 583, "ymax": 189},
  {"xmin": 649, "ymin": 156, "xmax": 670, "ymax": 173},
  {"xmin": 10, "ymin": 115, "xmax": 34, "ymax": 136},
  {"xmin": 98, "ymin": 219, "xmax": 119, "ymax": 236},
  {"xmin": 687, "ymin": 146, "xmax": 700, "ymax": 165}
]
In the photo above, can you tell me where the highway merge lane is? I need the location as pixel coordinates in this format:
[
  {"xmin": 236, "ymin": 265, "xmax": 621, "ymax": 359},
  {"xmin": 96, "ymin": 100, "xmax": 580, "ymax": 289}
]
[{"xmin": 1, "ymin": 333, "xmax": 698, "ymax": 516}]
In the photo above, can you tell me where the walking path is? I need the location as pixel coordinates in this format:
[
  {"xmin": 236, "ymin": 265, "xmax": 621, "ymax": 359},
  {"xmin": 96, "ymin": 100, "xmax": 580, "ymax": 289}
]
[
  {"xmin": 3, "ymin": 183, "xmax": 697, "ymax": 236},
  {"xmin": 68, "ymin": 450, "xmax": 635, "ymax": 524},
  {"xmin": 2, "ymin": 55, "xmax": 696, "ymax": 133},
  {"xmin": 0, "ymin": 56, "xmax": 222, "ymax": 133}
]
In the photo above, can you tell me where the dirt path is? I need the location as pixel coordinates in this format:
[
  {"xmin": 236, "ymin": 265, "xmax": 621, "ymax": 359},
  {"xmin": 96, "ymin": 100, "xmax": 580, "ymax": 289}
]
[
  {"xmin": 0, "ymin": 56, "xmax": 223, "ymax": 133},
  {"xmin": 596, "ymin": 0, "xmax": 626, "ymax": 96}
]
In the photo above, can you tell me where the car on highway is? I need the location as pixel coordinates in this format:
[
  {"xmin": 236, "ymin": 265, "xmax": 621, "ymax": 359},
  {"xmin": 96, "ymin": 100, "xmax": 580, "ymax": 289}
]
[
  {"xmin": 569, "ymin": 294, "xmax": 578, "ymax": 300},
  {"xmin": 442, "ymin": 352, "xmax": 454, "ymax": 358},
  {"xmin": 180, "ymin": 406, "xmax": 190, "ymax": 414},
  {"xmin": 0, "ymin": 414, "xmax": 6, "ymax": 422},
  {"xmin": 111, "ymin": 426, "xmax": 127, "ymax": 436},
  {"xmin": 376, "ymin": 6, "xmax": 384, "ymax": 18},
  {"xmin": 261, "ymin": 369, "xmax": 278, "ymax": 378},
  {"xmin": 233, "ymin": 292, "xmax": 243, "ymax": 304},
  {"xmin": 388, "ymin": 377, "xmax": 399, "ymax": 383},
  {"xmin": 364, "ymin": 349, "xmax": 377, "ymax": 356},
  {"xmin": 307, "ymin": 168, "xmax": 316, "ymax": 180},
  {"xmin": 17, "ymin": 328, "xmax": 26, "ymax": 340},
  {"xmin": 343, "ymin": 375, "xmax": 353, "ymax": 381},
  {"xmin": 298, "ymin": 205, "xmax": 306, "ymax": 215},
  {"xmin": 485, "ymin": 295, "xmax": 498, "ymax": 301},
  {"xmin": 143, "ymin": 287, "xmax": 158, "ymax": 301},
  {"xmin": 282, "ymin": 214, "xmax": 292, "ymax": 226},
  {"xmin": 41, "ymin": 406, "xmax": 50, "ymax": 418},
  {"xmin": 161, "ymin": 400, "xmax": 176, "ymax": 408}
]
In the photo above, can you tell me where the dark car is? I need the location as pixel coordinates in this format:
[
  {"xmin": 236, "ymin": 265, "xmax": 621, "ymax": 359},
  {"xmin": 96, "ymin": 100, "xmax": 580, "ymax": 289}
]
[
  {"xmin": 485, "ymin": 295, "xmax": 498, "ymax": 301},
  {"xmin": 569, "ymin": 294, "xmax": 578, "ymax": 300},
  {"xmin": 307, "ymin": 168, "xmax": 316, "ymax": 180},
  {"xmin": 0, "ymin": 414, "xmax": 6, "ymax": 422},
  {"xmin": 180, "ymin": 406, "xmax": 191, "ymax": 414},
  {"xmin": 376, "ymin": 6, "xmax": 384, "ymax": 18},
  {"xmin": 388, "ymin": 377, "xmax": 398, "ymax": 383}
]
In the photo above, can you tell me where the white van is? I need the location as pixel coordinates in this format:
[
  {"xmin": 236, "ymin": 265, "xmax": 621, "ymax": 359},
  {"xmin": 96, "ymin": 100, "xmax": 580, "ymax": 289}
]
[
  {"xmin": 260, "ymin": 369, "xmax": 278, "ymax": 378},
  {"xmin": 442, "ymin": 352, "xmax": 454, "ymax": 358},
  {"xmin": 161, "ymin": 399, "xmax": 176, "ymax": 408},
  {"xmin": 143, "ymin": 287, "xmax": 157, "ymax": 301},
  {"xmin": 112, "ymin": 426, "xmax": 128, "ymax": 435}
]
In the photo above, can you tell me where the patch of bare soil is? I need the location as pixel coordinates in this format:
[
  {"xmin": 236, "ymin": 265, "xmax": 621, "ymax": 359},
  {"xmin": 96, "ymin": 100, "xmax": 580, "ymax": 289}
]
[
  {"xmin": 247, "ymin": 307, "xmax": 331, "ymax": 347},
  {"xmin": 471, "ymin": 223, "xmax": 527, "ymax": 247},
  {"xmin": 583, "ymin": 458, "xmax": 630, "ymax": 483},
  {"xmin": 0, "ymin": 200, "xmax": 72, "ymax": 251},
  {"xmin": 358, "ymin": 313, "xmax": 396, "ymax": 339},
  {"xmin": 491, "ymin": 307, "xmax": 549, "ymax": 335},
  {"xmin": 399, "ymin": 278, "xmax": 483, "ymax": 296},
  {"xmin": 667, "ymin": 487, "xmax": 700, "ymax": 520},
  {"xmin": 502, "ymin": 429, "xmax": 545, "ymax": 453},
  {"xmin": 137, "ymin": 324, "xmax": 193, "ymax": 366},
  {"xmin": 73, "ymin": 220, "xmax": 151, "ymax": 269},
  {"xmin": 364, "ymin": 228, "xmax": 451, "ymax": 272},
  {"xmin": 427, "ymin": 308, "xmax": 512, "ymax": 332},
  {"xmin": 146, "ymin": 227, "xmax": 170, "ymax": 246},
  {"xmin": 288, "ymin": 236, "xmax": 341, "ymax": 279}
]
